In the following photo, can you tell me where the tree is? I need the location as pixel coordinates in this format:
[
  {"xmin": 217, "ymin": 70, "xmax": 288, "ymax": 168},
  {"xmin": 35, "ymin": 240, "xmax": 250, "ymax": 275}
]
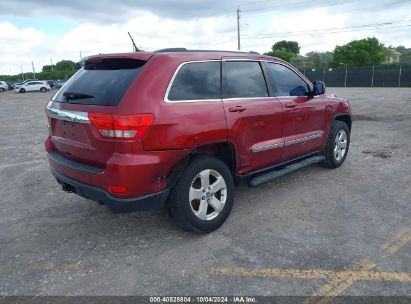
[
  {"xmin": 331, "ymin": 37, "xmax": 387, "ymax": 67},
  {"xmin": 396, "ymin": 46, "xmax": 407, "ymax": 53},
  {"xmin": 55, "ymin": 60, "xmax": 77, "ymax": 71},
  {"xmin": 272, "ymin": 40, "xmax": 300, "ymax": 55},
  {"xmin": 42, "ymin": 65, "xmax": 55, "ymax": 72},
  {"xmin": 305, "ymin": 51, "xmax": 333, "ymax": 68},
  {"xmin": 265, "ymin": 49, "xmax": 296, "ymax": 62},
  {"xmin": 399, "ymin": 50, "xmax": 411, "ymax": 64},
  {"xmin": 265, "ymin": 40, "xmax": 300, "ymax": 62},
  {"xmin": 384, "ymin": 46, "xmax": 400, "ymax": 64},
  {"xmin": 395, "ymin": 46, "xmax": 411, "ymax": 64},
  {"xmin": 289, "ymin": 55, "xmax": 307, "ymax": 69}
]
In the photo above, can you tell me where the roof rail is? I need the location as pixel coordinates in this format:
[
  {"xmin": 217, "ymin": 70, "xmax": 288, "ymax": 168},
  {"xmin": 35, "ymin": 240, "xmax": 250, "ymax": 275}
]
[
  {"xmin": 154, "ymin": 48, "xmax": 260, "ymax": 55},
  {"xmin": 155, "ymin": 48, "xmax": 188, "ymax": 52}
]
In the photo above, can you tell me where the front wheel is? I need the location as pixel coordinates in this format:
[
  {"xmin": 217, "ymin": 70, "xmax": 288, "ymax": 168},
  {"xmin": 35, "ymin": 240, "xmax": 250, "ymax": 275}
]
[
  {"xmin": 321, "ymin": 120, "xmax": 350, "ymax": 168},
  {"xmin": 40, "ymin": 87, "xmax": 47, "ymax": 93},
  {"xmin": 19, "ymin": 88, "xmax": 26, "ymax": 93},
  {"xmin": 168, "ymin": 156, "xmax": 235, "ymax": 233}
]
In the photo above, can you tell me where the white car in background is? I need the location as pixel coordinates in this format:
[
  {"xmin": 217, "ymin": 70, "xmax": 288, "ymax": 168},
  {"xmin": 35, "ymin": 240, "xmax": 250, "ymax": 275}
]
[
  {"xmin": 0, "ymin": 81, "xmax": 8, "ymax": 92},
  {"xmin": 15, "ymin": 81, "xmax": 51, "ymax": 93}
]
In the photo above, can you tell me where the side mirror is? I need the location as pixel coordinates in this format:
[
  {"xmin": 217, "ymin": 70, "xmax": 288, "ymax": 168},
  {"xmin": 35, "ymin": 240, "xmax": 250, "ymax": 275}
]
[
  {"xmin": 313, "ymin": 81, "xmax": 326, "ymax": 95},
  {"xmin": 290, "ymin": 85, "xmax": 307, "ymax": 97}
]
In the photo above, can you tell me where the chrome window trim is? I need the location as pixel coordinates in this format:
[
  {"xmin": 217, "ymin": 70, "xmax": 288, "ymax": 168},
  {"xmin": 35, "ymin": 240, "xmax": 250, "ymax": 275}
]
[
  {"xmin": 163, "ymin": 58, "xmax": 311, "ymax": 103},
  {"xmin": 222, "ymin": 58, "xmax": 266, "ymax": 62},
  {"xmin": 164, "ymin": 59, "xmax": 274, "ymax": 103},
  {"xmin": 164, "ymin": 60, "xmax": 221, "ymax": 103},
  {"xmin": 223, "ymin": 96, "xmax": 274, "ymax": 101},
  {"xmin": 284, "ymin": 133, "xmax": 322, "ymax": 146},
  {"xmin": 275, "ymin": 95, "xmax": 305, "ymax": 98},
  {"xmin": 46, "ymin": 101, "xmax": 90, "ymax": 124}
]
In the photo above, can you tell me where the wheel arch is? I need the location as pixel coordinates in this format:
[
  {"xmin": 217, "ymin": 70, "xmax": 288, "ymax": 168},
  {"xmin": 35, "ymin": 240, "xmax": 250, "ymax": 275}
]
[
  {"xmin": 334, "ymin": 113, "xmax": 352, "ymax": 131},
  {"xmin": 167, "ymin": 142, "xmax": 239, "ymax": 189}
]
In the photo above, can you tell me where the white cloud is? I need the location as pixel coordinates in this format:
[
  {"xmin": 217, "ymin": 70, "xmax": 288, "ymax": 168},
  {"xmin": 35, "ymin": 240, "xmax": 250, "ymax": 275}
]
[
  {"xmin": 1, "ymin": 3, "xmax": 411, "ymax": 75},
  {"xmin": 57, "ymin": 12, "xmax": 238, "ymax": 56},
  {"xmin": 0, "ymin": 21, "xmax": 46, "ymax": 74}
]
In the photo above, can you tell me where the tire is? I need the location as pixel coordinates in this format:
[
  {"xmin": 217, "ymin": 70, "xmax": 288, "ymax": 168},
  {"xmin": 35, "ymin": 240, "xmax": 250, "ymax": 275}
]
[
  {"xmin": 40, "ymin": 87, "xmax": 47, "ymax": 93},
  {"xmin": 321, "ymin": 120, "xmax": 350, "ymax": 168},
  {"xmin": 168, "ymin": 156, "xmax": 235, "ymax": 233},
  {"xmin": 0, "ymin": 88, "xmax": 4, "ymax": 92},
  {"xmin": 19, "ymin": 88, "xmax": 26, "ymax": 93}
]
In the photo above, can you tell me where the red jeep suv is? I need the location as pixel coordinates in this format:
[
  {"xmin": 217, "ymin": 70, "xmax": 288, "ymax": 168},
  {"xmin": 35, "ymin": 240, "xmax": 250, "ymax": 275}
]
[{"xmin": 45, "ymin": 49, "xmax": 351, "ymax": 233}]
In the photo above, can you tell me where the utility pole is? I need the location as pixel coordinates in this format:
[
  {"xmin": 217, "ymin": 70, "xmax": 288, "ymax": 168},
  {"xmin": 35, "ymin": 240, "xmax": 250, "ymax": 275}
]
[
  {"xmin": 50, "ymin": 57, "xmax": 53, "ymax": 72},
  {"xmin": 32, "ymin": 60, "xmax": 36, "ymax": 79},
  {"xmin": 21, "ymin": 65, "xmax": 23, "ymax": 81},
  {"xmin": 236, "ymin": 8, "xmax": 241, "ymax": 51}
]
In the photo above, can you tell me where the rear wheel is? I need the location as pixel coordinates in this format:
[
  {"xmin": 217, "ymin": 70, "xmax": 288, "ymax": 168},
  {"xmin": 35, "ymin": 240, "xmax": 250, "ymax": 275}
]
[
  {"xmin": 321, "ymin": 120, "xmax": 350, "ymax": 168},
  {"xmin": 168, "ymin": 156, "xmax": 235, "ymax": 233},
  {"xmin": 40, "ymin": 87, "xmax": 47, "ymax": 93},
  {"xmin": 0, "ymin": 88, "xmax": 4, "ymax": 92}
]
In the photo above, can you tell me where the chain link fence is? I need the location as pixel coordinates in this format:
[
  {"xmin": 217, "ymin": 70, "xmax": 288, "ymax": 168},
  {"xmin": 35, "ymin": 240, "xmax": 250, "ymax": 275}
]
[{"xmin": 300, "ymin": 65, "xmax": 411, "ymax": 87}]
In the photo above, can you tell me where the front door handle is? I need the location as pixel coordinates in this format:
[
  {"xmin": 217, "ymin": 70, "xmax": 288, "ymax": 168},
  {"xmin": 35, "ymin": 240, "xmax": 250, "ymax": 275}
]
[
  {"xmin": 229, "ymin": 106, "xmax": 246, "ymax": 112},
  {"xmin": 285, "ymin": 103, "xmax": 297, "ymax": 108}
]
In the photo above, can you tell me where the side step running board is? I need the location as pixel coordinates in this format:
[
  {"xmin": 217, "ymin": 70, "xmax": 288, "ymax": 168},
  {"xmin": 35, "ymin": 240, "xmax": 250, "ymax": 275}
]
[{"xmin": 248, "ymin": 155, "xmax": 325, "ymax": 187}]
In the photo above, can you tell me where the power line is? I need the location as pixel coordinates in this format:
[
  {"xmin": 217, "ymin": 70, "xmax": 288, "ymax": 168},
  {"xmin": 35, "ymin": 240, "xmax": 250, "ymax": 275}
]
[
  {"xmin": 242, "ymin": 20, "xmax": 411, "ymax": 39},
  {"xmin": 240, "ymin": 0, "xmax": 399, "ymax": 19},
  {"xmin": 242, "ymin": 0, "xmax": 327, "ymax": 14}
]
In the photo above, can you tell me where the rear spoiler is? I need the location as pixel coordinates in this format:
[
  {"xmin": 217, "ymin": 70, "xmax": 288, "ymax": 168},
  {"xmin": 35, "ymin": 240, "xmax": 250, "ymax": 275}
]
[{"xmin": 81, "ymin": 52, "xmax": 155, "ymax": 66}]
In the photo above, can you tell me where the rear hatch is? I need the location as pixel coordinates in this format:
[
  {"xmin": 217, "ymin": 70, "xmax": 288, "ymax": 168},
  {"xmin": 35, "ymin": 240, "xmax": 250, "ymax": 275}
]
[{"xmin": 47, "ymin": 57, "xmax": 147, "ymax": 169}]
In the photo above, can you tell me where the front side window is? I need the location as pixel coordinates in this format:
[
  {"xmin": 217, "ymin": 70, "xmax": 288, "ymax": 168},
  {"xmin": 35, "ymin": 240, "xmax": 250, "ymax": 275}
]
[
  {"xmin": 222, "ymin": 61, "xmax": 268, "ymax": 99},
  {"xmin": 266, "ymin": 63, "xmax": 309, "ymax": 97},
  {"xmin": 167, "ymin": 61, "xmax": 221, "ymax": 101}
]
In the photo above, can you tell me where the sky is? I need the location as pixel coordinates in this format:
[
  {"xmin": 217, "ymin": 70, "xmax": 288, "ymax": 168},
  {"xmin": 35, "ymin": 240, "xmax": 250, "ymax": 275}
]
[{"xmin": 1, "ymin": 0, "xmax": 411, "ymax": 75}]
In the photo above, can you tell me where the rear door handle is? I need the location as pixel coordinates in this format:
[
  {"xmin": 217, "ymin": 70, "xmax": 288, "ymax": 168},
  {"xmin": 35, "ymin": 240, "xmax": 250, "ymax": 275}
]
[
  {"xmin": 285, "ymin": 103, "xmax": 297, "ymax": 108},
  {"xmin": 229, "ymin": 106, "xmax": 246, "ymax": 112}
]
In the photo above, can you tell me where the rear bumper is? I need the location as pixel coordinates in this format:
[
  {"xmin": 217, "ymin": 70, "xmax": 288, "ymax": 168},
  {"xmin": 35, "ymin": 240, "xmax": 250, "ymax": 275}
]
[
  {"xmin": 45, "ymin": 136, "xmax": 189, "ymax": 199},
  {"xmin": 51, "ymin": 168, "xmax": 170, "ymax": 213}
]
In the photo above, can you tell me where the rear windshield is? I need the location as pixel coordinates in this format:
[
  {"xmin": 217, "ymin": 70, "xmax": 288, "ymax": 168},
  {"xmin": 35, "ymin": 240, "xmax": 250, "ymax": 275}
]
[{"xmin": 53, "ymin": 58, "xmax": 146, "ymax": 106}]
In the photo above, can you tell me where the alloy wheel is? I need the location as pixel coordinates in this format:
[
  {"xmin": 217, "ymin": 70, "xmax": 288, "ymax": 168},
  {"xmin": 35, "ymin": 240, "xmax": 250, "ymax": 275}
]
[
  {"xmin": 189, "ymin": 169, "xmax": 227, "ymax": 221},
  {"xmin": 334, "ymin": 129, "xmax": 348, "ymax": 161}
]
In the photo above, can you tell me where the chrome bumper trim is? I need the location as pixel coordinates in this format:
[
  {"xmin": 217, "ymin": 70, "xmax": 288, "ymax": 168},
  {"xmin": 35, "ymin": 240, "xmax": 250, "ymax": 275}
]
[{"xmin": 46, "ymin": 101, "xmax": 90, "ymax": 124}]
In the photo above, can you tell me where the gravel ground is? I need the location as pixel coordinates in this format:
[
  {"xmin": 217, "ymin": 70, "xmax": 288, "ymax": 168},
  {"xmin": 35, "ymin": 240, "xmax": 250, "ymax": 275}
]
[{"xmin": 0, "ymin": 88, "xmax": 409, "ymax": 298}]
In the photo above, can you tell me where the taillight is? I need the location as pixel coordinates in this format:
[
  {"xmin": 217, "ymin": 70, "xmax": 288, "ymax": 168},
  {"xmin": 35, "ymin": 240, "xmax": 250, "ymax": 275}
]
[{"xmin": 88, "ymin": 113, "xmax": 154, "ymax": 139}]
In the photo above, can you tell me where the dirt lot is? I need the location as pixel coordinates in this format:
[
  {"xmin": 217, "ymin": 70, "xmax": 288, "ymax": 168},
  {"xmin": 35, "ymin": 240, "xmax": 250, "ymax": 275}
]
[{"xmin": 0, "ymin": 88, "xmax": 410, "ymax": 299}]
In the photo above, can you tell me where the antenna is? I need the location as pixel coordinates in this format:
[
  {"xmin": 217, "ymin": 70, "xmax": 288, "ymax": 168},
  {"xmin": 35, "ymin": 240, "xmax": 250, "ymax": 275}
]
[{"xmin": 128, "ymin": 32, "xmax": 140, "ymax": 52}]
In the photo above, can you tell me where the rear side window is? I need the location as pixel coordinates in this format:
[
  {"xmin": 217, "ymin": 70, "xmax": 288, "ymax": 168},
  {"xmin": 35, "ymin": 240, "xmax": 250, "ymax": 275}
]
[
  {"xmin": 53, "ymin": 58, "xmax": 145, "ymax": 106},
  {"xmin": 266, "ymin": 63, "xmax": 309, "ymax": 97},
  {"xmin": 167, "ymin": 61, "xmax": 220, "ymax": 101},
  {"xmin": 222, "ymin": 61, "xmax": 268, "ymax": 99}
]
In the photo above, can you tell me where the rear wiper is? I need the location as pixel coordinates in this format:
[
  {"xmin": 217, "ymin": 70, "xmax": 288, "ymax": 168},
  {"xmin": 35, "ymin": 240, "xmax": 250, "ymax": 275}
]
[{"xmin": 63, "ymin": 91, "xmax": 95, "ymax": 101}]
